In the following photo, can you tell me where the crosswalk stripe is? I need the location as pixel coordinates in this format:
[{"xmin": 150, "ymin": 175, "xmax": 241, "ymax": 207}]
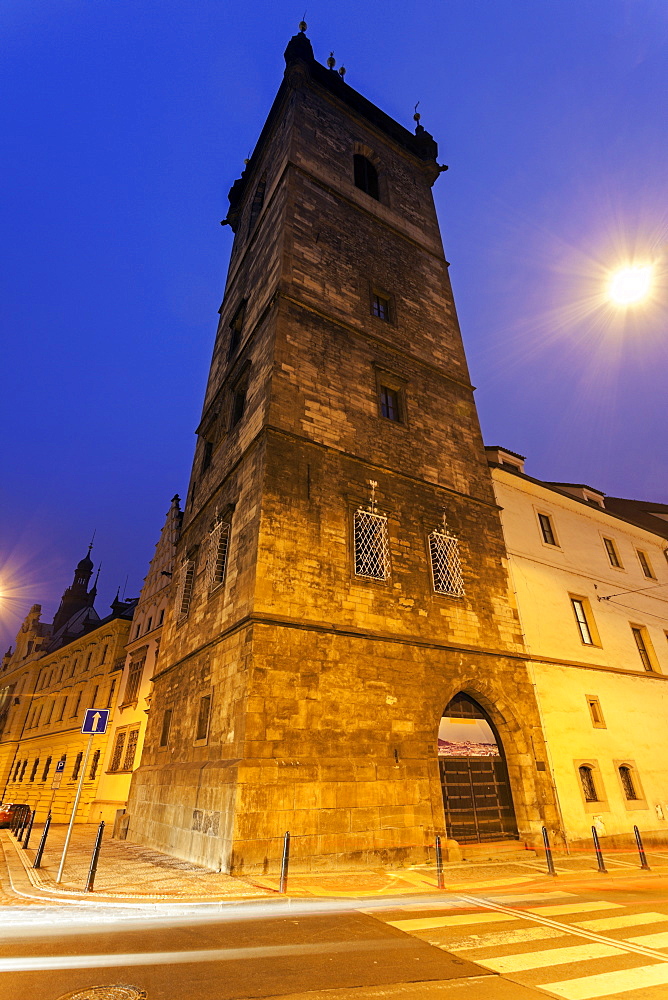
[
  {"xmin": 542, "ymin": 961, "xmax": 668, "ymax": 999},
  {"xmin": 489, "ymin": 891, "xmax": 576, "ymax": 903},
  {"xmin": 387, "ymin": 912, "xmax": 517, "ymax": 930},
  {"xmin": 526, "ymin": 901, "xmax": 624, "ymax": 916},
  {"xmin": 629, "ymin": 930, "xmax": 668, "ymax": 948},
  {"xmin": 575, "ymin": 912, "xmax": 668, "ymax": 932},
  {"xmin": 450, "ymin": 926, "xmax": 568, "ymax": 950},
  {"xmin": 474, "ymin": 941, "xmax": 625, "ymax": 973}
]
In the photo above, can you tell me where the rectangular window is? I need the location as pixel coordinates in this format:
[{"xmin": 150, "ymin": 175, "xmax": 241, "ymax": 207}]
[
  {"xmin": 106, "ymin": 678, "xmax": 116, "ymax": 709},
  {"xmin": 353, "ymin": 508, "xmax": 390, "ymax": 580},
  {"xmin": 146, "ymin": 617, "xmax": 152, "ymax": 633},
  {"xmin": 30, "ymin": 759, "xmax": 39, "ymax": 782},
  {"xmin": 603, "ymin": 537, "xmax": 622, "ymax": 568},
  {"xmin": 196, "ymin": 695, "xmax": 211, "ymax": 742},
  {"xmin": 579, "ymin": 765, "xmax": 598, "ymax": 802},
  {"xmin": 201, "ymin": 439, "xmax": 214, "ymax": 474},
  {"xmin": 56, "ymin": 697, "xmax": 66, "ymax": 722},
  {"xmin": 41, "ymin": 756, "xmax": 52, "ymax": 782},
  {"xmin": 429, "ymin": 529, "xmax": 465, "ymax": 597},
  {"xmin": 586, "ymin": 696, "xmax": 606, "ymax": 728},
  {"xmin": 538, "ymin": 512, "xmax": 557, "ymax": 546},
  {"xmin": 571, "ymin": 598, "xmax": 595, "ymax": 645},
  {"xmin": 71, "ymin": 689, "xmax": 82, "ymax": 718},
  {"xmin": 637, "ymin": 550, "xmax": 655, "ymax": 579},
  {"xmin": 90, "ymin": 685, "xmax": 99, "ymax": 709},
  {"xmin": 176, "ymin": 558, "xmax": 196, "ymax": 621},
  {"xmin": 379, "ymin": 385, "xmax": 400, "ymax": 421},
  {"xmin": 371, "ymin": 292, "xmax": 390, "ymax": 320},
  {"xmin": 158, "ymin": 609, "xmax": 165, "ymax": 626},
  {"xmin": 207, "ymin": 522, "xmax": 231, "ymax": 593},
  {"xmin": 631, "ymin": 626, "xmax": 655, "ymax": 672},
  {"xmin": 123, "ymin": 728, "xmax": 140, "ymax": 770},
  {"xmin": 231, "ymin": 386, "xmax": 246, "ymax": 427},
  {"xmin": 124, "ymin": 656, "xmax": 145, "ymax": 704},
  {"xmin": 619, "ymin": 765, "xmax": 639, "ymax": 801},
  {"xmin": 44, "ymin": 701, "xmax": 54, "ymax": 725},
  {"xmin": 228, "ymin": 300, "xmax": 246, "ymax": 357},
  {"xmin": 71, "ymin": 751, "xmax": 83, "ymax": 781},
  {"xmin": 89, "ymin": 749, "xmax": 100, "ymax": 781},
  {"xmin": 110, "ymin": 731, "xmax": 126, "ymax": 772},
  {"xmin": 159, "ymin": 709, "xmax": 173, "ymax": 748}
]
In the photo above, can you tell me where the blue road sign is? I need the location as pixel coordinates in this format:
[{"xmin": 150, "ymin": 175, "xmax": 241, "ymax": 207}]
[
  {"xmin": 55, "ymin": 759, "xmax": 66, "ymax": 773},
  {"xmin": 81, "ymin": 708, "xmax": 110, "ymax": 735}
]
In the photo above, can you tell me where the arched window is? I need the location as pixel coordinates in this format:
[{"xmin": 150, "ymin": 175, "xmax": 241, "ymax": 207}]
[
  {"xmin": 353, "ymin": 154, "xmax": 379, "ymax": 200},
  {"xmin": 619, "ymin": 765, "xmax": 638, "ymax": 800},
  {"xmin": 579, "ymin": 765, "xmax": 598, "ymax": 802}
]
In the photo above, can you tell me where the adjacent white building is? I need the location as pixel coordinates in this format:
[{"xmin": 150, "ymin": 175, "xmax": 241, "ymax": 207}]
[{"xmin": 487, "ymin": 447, "xmax": 668, "ymax": 848}]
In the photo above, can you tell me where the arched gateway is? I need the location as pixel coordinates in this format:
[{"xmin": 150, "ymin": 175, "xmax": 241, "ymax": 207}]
[{"xmin": 439, "ymin": 693, "xmax": 518, "ymax": 844}]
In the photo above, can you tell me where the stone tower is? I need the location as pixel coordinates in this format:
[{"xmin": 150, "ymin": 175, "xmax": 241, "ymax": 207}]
[{"xmin": 127, "ymin": 27, "xmax": 560, "ymax": 872}]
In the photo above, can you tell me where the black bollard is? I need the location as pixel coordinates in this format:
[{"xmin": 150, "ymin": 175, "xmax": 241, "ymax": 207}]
[
  {"xmin": 10, "ymin": 808, "xmax": 18, "ymax": 834},
  {"xmin": 85, "ymin": 821, "xmax": 105, "ymax": 892},
  {"xmin": 542, "ymin": 826, "xmax": 557, "ymax": 877},
  {"xmin": 33, "ymin": 813, "xmax": 51, "ymax": 869},
  {"xmin": 22, "ymin": 810, "xmax": 36, "ymax": 850},
  {"xmin": 592, "ymin": 826, "xmax": 608, "ymax": 873},
  {"xmin": 17, "ymin": 806, "xmax": 29, "ymax": 842},
  {"xmin": 634, "ymin": 825, "xmax": 651, "ymax": 871},
  {"xmin": 435, "ymin": 834, "xmax": 445, "ymax": 889},
  {"xmin": 279, "ymin": 831, "xmax": 291, "ymax": 894}
]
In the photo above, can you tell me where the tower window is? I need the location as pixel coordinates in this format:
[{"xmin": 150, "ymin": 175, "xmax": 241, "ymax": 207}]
[
  {"xmin": 353, "ymin": 508, "xmax": 390, "ymax": 580},
  {"xmin": 353, "ymin": 154, "xmax": 379, "ymax": 200},
  {"xmin": 379, "ymin": 385, "xmax": 400, "ymax": 421},
  {"xmin": 631, "ymin": 625, "xmax": 655, "ymax": 672},
  {"xmin": 195, "ymin": 694, "xmax": 211, "ymax": 742},
  {"xmin": 228, "ymin": 300, "xmax": 247, "ymax": 357},
  {"xmin": 619, "ymin": 765, "xmax": 638, "ymax": 801},
  {"xmin": 159, "ymin": 708, "xmax": 173, "ymax": 748},
  {"xmin": 201, "ymin": 440, "xmax": 214, "ymax": 474},
  {"xmin": 571, "ymin": 598, "xmax": 596, "ymax": 645},
  {"xmin": 248, "ymin": 176, "xmax": 266, "ymax": 235},
  {"xmin": 231, "ymin": 386, "xmax": 247, "ymax": 427},
  {"xmin": 371, "ymin": 292, "xmax": 391, "ymax": 321},
  {"xmin": 429, "ymin": 527, "xmax": 465, "ymax": 597},
  {"xmin": 637, "ymin": 550, "xmax": 655, "ymax": 579},
  {"xmin": 579, "ymin": 765, "xmax": 598, "ymax": 802},
  {"xmin": 207, "ymin": 521, "xmax": 231, "ymax": 593},
  {"xmin": 603, "ymin": 537, "xmax": 622, "ymax": 568},
  {"xmin": 537, "ymin": 512, "xmax": 557, "ymax": 546}
]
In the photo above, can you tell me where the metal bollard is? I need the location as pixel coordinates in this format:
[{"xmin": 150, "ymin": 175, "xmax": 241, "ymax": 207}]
[
  {"xmin": 592, "ymin": 826, "xmax": 608, "ymax": 873},
  {"xmin": 17, "ymin": 806, "xmax": 29, "ymax": 842},
  {"xmin": 85, "ymin": 821, "xmax": 105, "ymax": 892},
  {"xmin": 435, "ymin": 834, "xmax": 445, "ymax": 889},
  {"xmin": 634, "ymin": 825, "xmax": 651, "ymax": 871},
  {"xmin": 22, "ymin": 810, "xmax": 36, "ymax": 850},
  {"xmin": 279, "ymin": 831, "xmax": 291, "ymax": 894},
  {"xmin": 33, "ymin": 813, "xmax": 51, "ymax": 869},
  {"xmin": 10, "ymin": 808, "xmax": 19, "ymax": 834},
  {"xmin": 542, "ymin": 826, "xmax": 557, "ymax": 877}
]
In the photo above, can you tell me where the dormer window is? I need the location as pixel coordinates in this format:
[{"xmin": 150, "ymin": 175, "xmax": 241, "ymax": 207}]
[{"xmin": 353, "ymin": 154, "xmax": 379, "ymax": 200}]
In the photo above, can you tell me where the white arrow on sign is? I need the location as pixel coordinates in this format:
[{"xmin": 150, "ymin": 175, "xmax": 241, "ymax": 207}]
[{"xmin": 91, "ymin": 712, "xmax": 102, "ymax": 731}]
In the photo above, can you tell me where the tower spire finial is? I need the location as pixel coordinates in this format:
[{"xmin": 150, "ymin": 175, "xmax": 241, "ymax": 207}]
[{"xmin": 299, "ymin": 13, "xmax": 307, "ymax": 32}]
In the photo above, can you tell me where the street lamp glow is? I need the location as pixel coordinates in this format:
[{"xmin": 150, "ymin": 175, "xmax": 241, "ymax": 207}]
[{"xmin": 608, "ymin": 265, "xmax": 653, "ymax": 305}]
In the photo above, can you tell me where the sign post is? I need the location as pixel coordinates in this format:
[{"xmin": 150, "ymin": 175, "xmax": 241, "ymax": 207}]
[
  {"xmin": 47, "ymin": 757, "xmax": 65, "ymax": 816},
  {"xmin": 55, "ymin": 708, "xmax": 109, "ymax": 885}
]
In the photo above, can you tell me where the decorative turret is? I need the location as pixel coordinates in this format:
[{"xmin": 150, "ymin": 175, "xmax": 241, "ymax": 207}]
[{"xmin": 51, "ymin": 544, "xmax": 98, "ymax": 634}]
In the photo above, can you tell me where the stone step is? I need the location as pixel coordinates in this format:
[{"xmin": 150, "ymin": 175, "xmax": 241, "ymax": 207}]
[{"xmin": 459, "ymin": 839, "xmax": 537, "ymax": 862}]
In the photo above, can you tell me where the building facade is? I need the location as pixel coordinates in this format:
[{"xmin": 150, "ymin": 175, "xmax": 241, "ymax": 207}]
[
  {"xmin": 488, "ymin": 447, "xmax": 668, "ymax": 847},
  {"xmin": 95, "ymin": 496, "xmax": 181, "ymax": 828},
  {"xmin": 126, "ymin": 28, "xmax": 561, "ymax": 873},
  {"xmin": 0, "ymin": 551, "xmax": 137, "ymax": 823}
]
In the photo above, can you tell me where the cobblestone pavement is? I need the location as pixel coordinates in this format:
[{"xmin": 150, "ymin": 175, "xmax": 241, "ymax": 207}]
[{"xmin": 3, "ymin": 824, "xmax": 668, "ymax": 906}]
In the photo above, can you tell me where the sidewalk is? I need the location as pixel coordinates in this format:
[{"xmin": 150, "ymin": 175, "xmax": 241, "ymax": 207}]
[{"xmin": 3, "ymin": 823, "xmax": 667, "ymax": 906}]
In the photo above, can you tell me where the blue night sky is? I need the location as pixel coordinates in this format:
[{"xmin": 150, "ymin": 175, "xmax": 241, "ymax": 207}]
[{"xmin": 1, "ymin": 1, "xmax": 666, "ymax": 646}]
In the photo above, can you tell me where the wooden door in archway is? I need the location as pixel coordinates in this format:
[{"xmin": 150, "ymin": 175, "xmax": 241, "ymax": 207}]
[{"xmin": 439, "ymin": 693, "xmax": 518, "ymax": 844}]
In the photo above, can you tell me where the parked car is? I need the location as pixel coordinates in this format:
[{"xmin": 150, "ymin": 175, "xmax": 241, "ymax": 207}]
[{"xmin": 0, "ymin": 803, "xmax": 29, "ymax": 828}]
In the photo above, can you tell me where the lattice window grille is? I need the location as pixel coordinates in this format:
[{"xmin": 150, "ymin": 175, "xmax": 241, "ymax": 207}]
[
  {"xmin": 123, "ymin": 728, "xmax": 139, "ymax": 770},
  {"xmin": 354, "ymin": 483, "xmax": 390, "ymax": 580},
  {"xmin": 110, "ymin": 731, "xmax": 126, "ymax": 772},
  {"xmin": 429, "ymin": 519, "xmax": 465, "ymax": 597},
  {"xmin": 206, "ymin": 521, "xmax": 231, "ymax": 593},
  {"xmin": 176, "ymin": 558, "xmax": 195, "ymax": 620}
]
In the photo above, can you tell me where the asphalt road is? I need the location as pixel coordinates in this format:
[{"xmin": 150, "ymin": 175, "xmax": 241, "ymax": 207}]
[{"xmin": 4, "ymin": 880, "xmax": 668, "ymax": 1000}]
